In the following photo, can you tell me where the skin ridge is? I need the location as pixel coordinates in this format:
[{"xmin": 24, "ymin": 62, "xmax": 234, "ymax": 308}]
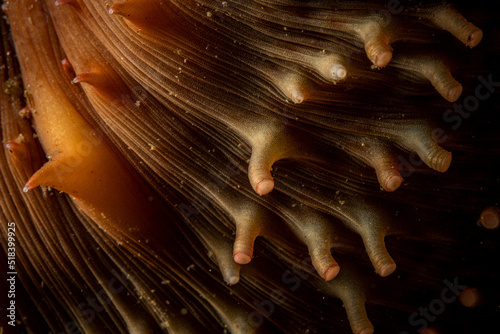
[{"xmin": 0, "ymin": 1, "xmax": 499, "ymax": 333}]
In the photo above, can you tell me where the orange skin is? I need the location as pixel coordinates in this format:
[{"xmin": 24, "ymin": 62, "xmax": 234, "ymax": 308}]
[{"xmin": 9, "ymin": 0, "xmax": 162, "ymax": 244}]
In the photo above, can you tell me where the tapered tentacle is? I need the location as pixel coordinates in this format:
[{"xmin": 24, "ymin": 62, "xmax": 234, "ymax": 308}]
[
  {"xmin": 355, "ymin": 21, "xmax": 393, "ymax": 68},
  {"xmin": 311, "ymin": 54, "xmax": 348, "ymax": 83},
  {"xmin": 197, "ymin": 226, "xmax": 242, "ymax": 285},
  {"xmin": 245, "ymin": 121, "xmax": 326, "ymax": 195},
  {"xmin": 393, "ymin": 54, "xmax": 463, "ymax": 102},
  {"xmin": 313, "ymin": 266, "xmax": 374, "ymax": 334},
  {"xmin": 215, "ymin": 190, "xmax": 269, "ymax": 265},
  {"xmin": 426, "ymin": 4, "xmax": 483, "ymax": 48},
  {"xmin": 396, "ymin": 124, "xmax": 452, "ymax": 173},
  {"xmin": 266, "ymin": 195, "xmax": 341, "ymax": 281}
]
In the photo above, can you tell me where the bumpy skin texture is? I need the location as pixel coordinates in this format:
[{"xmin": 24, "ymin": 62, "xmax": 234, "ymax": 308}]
[{"xmin": 0, "ymin": 1, "xmax": 499, "ymax": 333}]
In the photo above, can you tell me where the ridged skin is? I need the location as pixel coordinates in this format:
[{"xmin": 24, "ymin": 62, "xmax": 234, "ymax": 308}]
[{"xmin": 0, "ymin": 1, "xmax": 499, "ymax": 333}]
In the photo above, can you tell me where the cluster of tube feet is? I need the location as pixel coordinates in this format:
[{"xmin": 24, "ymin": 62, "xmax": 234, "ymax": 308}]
[{"xmin": 1, "ymin": 0, "xmax": 497, "ymax": 333}]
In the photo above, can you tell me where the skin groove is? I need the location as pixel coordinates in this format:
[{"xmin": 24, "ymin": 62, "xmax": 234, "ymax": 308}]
[{"xmin": 0, "ymin": 1, "xmax": 499, "ymax": 333}]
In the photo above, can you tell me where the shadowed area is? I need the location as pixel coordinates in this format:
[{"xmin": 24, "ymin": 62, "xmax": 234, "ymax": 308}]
[{"xmin": 1, "ymin": 1, "xmax": 499, "ymax": 333}]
